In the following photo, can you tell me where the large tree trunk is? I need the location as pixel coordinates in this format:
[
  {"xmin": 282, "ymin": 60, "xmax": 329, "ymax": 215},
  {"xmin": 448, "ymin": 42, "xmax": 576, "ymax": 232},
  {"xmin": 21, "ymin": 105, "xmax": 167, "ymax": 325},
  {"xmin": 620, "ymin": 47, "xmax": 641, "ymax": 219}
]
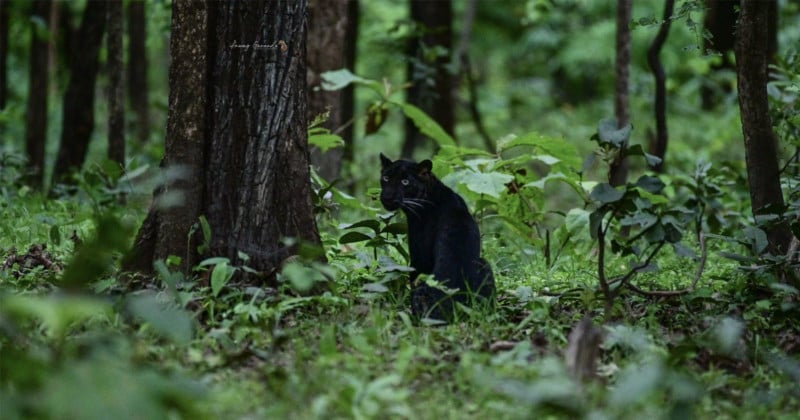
[
  {"xmin": 24, "ymin": 0, "xmax": 52, "ymax": 188},
  {"xmin": 52, "ymin": 0, "xmax": 106, "ymax": 183},
  {"xmin": 127, "ymin": 0, "xmax": 149, "ymax": 144},
  {"xmin": 126, "ymin": 0, "xmax": 322, "ymax": 277},
  {"xmin": 736, "ymin": 0, "xmax": 791, "ymax": 255},
  {"xmin": 307, "ymin": 0, "xmax": 349, "ymax": 181},
  {"xmin": 107, "ymin": 0, "xmax": 125, "ymax": 167},
  {"xmin": 0, "ymin": 0, "xmax": 10, "ymax": 113},
  {"xmin": 402, "ymin": 0, "xmax": 454, "ymax": 159},
  {"xmin": 609, "ymin": 0, "xmax": 631, "ymax": 186},
  {"xmin": 647, "ymin": 0, "xmax": 674, "ymax": 173}
]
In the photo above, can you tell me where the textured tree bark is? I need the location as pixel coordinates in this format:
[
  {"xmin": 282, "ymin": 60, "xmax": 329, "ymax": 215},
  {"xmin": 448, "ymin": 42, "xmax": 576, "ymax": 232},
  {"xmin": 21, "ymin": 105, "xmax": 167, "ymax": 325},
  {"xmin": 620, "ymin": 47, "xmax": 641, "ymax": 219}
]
[
  {"xmin": 53, "ymin": 0, "xmax": 107, "ymax": 183},
  {"xmin": 736, "ymin": 0, "xmax": 791, "ymax": 254},
  {"xmin": 24, "ymin": 0, "xmax": 51, "ymax": 188},
  {"xmin": 206, "ymin": 0, "xmax": 322, "ymax": 271},
  {"xmin": 107, "ymin": 0, "xmax": 125, "ymax": 167},
  {"xmin": 126, "ymin": 0, "xmax": 323, "ymax": 277},
  {"xmin": 402, "ymin": 0, "xmax": 454, "ymax": 159},
  {"xmin": 609, "ymin": 0, "xmax": 631, "ymax": 187},
  {"xmin": 647, "ymin": 0, "xmax": 674, "ymax": 173},
  {"xmin": 307, "ymin": 0, "xmax": 349, "ymax": 181},
  {"xmin": 125, "ymin": 0, "xmax": 208, "ymax": 273},
  {"xmin": 127, "ymin": 0, "xmax": 150, "ymax": 144},
  {"xmin": 0, "ymin": 0, "xmax": 10, "ymax": 112}
]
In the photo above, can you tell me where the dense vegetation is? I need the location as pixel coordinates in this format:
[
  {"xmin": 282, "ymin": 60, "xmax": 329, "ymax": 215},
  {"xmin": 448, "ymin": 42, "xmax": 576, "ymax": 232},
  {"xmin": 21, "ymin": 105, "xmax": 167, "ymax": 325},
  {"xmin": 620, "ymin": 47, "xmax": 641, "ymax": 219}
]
[{"xmin": 2, "ymin": 0, "xmax": 799, "ymax": 418}]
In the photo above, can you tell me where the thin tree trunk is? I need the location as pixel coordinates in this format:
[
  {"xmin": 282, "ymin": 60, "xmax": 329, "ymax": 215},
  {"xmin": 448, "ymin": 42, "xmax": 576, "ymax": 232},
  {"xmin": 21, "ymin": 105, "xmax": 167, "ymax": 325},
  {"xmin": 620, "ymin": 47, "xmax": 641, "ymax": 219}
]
[
  {"xmin": 701, "ymin": 0, "xmax": 737, "ymax": 109},
  {"xmin": 0, "ymin": 0, "xmax": 7, "ymax": 113},
  {"xmin": 52, "ymin": 0, "xmax": 107, "ymax": 183},
  {"xmin": 736, "ymin": 0, "xmax": 791, "ymax": 255},
  {"xmin": 402, "ymin": 0, "xmax": 454, "ymax": 159},
  {"xmin": 307, "ymin": 0, "xmax": 349, "ymax": 181},
  {"xmin": 340, "ymin": 0, "xmax": 358, "ymax": 169},
  {"xmin": 127, "ymin": 0, "xmax": 149, "ymax": 144},
  {"xmin": 647, "ymin": 0, "xmax": 674, "ymax": 173},
  {"xmin": 609, "ymin": 0, "xmax": 631, "ymax": 187},
  {"xmin": 107, "ymin": 0, "xmax": 125, "ymax": 167},
  {"xmin": 24, "ymin": 0, "xmax": 51, "ymax": 188}
]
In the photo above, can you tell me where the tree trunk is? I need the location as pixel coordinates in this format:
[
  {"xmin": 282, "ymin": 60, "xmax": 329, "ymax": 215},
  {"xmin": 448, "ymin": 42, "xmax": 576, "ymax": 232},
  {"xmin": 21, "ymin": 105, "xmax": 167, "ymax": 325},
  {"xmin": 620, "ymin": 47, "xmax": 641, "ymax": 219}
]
[
  {"xmin": 107, "ymin": 0, "xmax": 125, "ymax": 167},
  {"xmin": 701, "ymin": 0, "xmax": 737, "ymax": 109},
  {"xmin": 609, "ymin": 0, "xmax": 631, "ymax": 187},
  {"xmin": 52, "ymin": 0, "xmax": 106, "ymax": 183},
  {"xmin": 24, "ymin": 0, "xmax": 51, "ymax": 188},
  {"xmin": 736, "ymin": 0, "xmax": 791, "ymax": 255},
  {"xmin": 0, "ymin": 0, "xmax": 10, "ymax": 113},
  {"xmin": 341, "ymin": 0, "xmax": 359, "ymax": 168},
  {"xmin": 402, "ymin": 0, "xmax": 454, "ymax": 159},
  {"xmin": 125, "ymin": 0, "xmax": 323, "ymax": 277},
  {"xmin": 127, "ymin": 0, "xmax": 149, "ymax": 144},
  {"xmin": 307, "ymin": 0, "xmax": 349, "ymax": 181},
  {"xmin": 647, "ymin": 0, "xmax": 674, "ymax": 173}
]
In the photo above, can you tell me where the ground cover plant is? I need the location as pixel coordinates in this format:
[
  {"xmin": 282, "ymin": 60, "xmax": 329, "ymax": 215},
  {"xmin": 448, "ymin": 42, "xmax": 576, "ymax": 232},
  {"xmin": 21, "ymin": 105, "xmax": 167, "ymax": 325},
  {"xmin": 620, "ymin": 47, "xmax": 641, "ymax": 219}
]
[{"xmin": 2, "ymin": 0, "xmax": 800, "ymax": 418}]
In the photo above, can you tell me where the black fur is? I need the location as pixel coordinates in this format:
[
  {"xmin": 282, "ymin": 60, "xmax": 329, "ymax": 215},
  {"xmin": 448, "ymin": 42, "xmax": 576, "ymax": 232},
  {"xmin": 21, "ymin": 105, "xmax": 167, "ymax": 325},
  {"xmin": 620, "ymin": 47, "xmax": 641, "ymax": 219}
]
[{"xmin": 379, "ymin": 154, "xmax": 495, "ymax": 320}]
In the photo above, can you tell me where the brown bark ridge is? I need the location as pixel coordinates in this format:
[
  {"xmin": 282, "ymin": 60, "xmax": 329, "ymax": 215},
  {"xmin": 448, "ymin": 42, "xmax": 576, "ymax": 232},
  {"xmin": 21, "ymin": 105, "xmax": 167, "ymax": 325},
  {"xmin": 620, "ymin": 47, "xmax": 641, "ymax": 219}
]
[
  {"xmin": 609, "ymin": 0, "xmax": 631, "ymax": 187},
  {"xmin": 127, "ymin": 0, "xmax": 150, "ymax": 144},
  {"xmin": 307, "ymin": 0, "xmax": 349, "ymax": 181},
  {"xmin": 646, "ymin": 0, "xmax": 674, "ymax": 173},
  {"xmin": 126, "ymin": 0, "xmax": 323, "ymax": 278},
  {"xmin": 402, "ymin": 0, "xmax": 454, "ymax": 159},
  {"xmin": 52, "ymin": 0, "xmax": 107, "ymax": 184},
  {"xmin": 24, "ymin": 0, "xmax": 52, "ymax": 188},
  {"xmin": 736, "ymin": 0, "xmax": 791, "ymax": 255},
  {"xmin": 125, "ymin": 0, "xmax": 208, "ymax": 273},
  {"xmin": 107, "ymin": 0, "xmax": 125, "ymax": 167},
  {"xmin": 0, "ymin": 0, "xmax": 10, "ymax": 112}
]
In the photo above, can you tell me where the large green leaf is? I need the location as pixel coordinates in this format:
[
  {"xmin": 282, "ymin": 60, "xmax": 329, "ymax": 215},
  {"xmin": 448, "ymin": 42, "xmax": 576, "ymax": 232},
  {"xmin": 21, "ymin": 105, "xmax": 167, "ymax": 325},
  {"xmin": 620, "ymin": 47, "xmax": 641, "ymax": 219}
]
[
  {"xmin": 308, "ymin": 133, "xmax": 344, "ymax": 153},
  {"xmin": 597, "ymin": 118, "xmax": 632, "ymax": 147},
  {"xmin": 397, "ymin": 103, "xmax": 456, "ymax": 146},
  {"xmin": 444, "ymin": 170, "xmax": 514, "ymax": 198},
  {"xmin": 497, "ymin": 132, "xmax": 581, "ymax": 169},
  {"xmin": 127, "ymin": 293, "xmax": 194, "ymax": 344},
  {"xmin": 589, "ymin": 183, "xmax": 624, "ymax": 205}
]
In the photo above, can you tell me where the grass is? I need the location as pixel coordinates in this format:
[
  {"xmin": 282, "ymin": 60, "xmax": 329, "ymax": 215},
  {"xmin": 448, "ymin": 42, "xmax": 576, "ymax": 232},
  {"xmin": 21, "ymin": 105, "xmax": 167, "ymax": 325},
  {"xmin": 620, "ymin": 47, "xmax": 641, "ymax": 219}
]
[{"xmin": 1, "ymin": 184, "xmax": 798, "ymax": 419}]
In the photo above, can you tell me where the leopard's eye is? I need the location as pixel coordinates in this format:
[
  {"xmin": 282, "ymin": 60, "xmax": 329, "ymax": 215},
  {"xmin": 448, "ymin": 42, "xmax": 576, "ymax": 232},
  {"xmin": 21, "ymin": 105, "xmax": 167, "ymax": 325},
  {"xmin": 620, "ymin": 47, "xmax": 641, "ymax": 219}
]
[
  {"xmin": 401, "ymin": 179, "xmax": 410, "ymax": 186},
  {"xmin": 382, "ymin": 176, "xmax": 389, "ymax": 182}
]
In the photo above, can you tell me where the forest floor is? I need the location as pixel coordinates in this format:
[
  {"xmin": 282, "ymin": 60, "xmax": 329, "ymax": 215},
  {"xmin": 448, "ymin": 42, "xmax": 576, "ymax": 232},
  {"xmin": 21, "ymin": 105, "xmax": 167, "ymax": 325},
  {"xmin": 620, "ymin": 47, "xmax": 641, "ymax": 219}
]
[{"xmin": 1, "ymin": 188, "xmax": 799, "ymax": 419}]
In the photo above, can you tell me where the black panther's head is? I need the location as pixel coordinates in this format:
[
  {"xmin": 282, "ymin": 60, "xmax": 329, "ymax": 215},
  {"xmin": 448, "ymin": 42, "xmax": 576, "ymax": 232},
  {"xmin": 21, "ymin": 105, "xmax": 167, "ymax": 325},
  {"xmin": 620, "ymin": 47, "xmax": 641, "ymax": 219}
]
[{"xmin": 379, "ymin": 153, "xmax": 434, "ymax": 215}]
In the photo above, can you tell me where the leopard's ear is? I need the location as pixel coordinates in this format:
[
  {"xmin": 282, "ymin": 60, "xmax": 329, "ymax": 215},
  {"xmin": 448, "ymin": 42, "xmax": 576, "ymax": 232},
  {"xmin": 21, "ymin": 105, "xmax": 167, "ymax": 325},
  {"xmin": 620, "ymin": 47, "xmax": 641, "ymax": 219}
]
[
  {"xmin": 380, "ymin": 153, "xmax": 393, "ymax": 169},
  {"xmin": 416, "ymin": 160, "xmax": 433, "ymax": 177}
]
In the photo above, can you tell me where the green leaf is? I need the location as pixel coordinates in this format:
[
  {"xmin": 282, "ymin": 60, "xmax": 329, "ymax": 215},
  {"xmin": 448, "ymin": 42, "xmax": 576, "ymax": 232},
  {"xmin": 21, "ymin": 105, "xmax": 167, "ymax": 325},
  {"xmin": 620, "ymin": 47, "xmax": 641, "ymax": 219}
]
[
  {"xmin": 197, "ymin": 257, "xmax": 231, "ymax": 267},
  {"xmin": 381, "ymin": 222, "xmax": 408, "ymax": 235},
  {"xmin": 210, "ymin": 261, "xmax": 236, "ymax": 297},
  {"xmin": 626, "ymin": 144, "xmax": 662, "ymax": 167},
  {"xmin": 397, "ymin": 103, "xmax": 456, "ymax": 146},
  {"xmin": 309, "ymin": 133, "xmax": 345, "ymax": 153},
  {"xmin": 597, "ymin": 118, "xmax": 631, "ymax": 147},
  {"xmin": 339, "ymin": 219, "xmax": 381, "ymax": 233},
  {"xmin": 634, "ymin": 175, "xmax": 665, "ymax": 194},
  {"xmin": 445, "ymin": 170, "xmax": 514, "ymax": 198},
  {"xmin": 127, "ymin": 293, "xmax": 194, "ymax": 343},
  {"xmin": 497, "ymin": 132, "xmax": 581, "ymax": 169},
  {"xmin": 339, "ymin": 231, "xmax": 374, "ymax": 244},
  {"xmin": 590, "ymin": 183, "xmax": 624, "ymax": 205},
  {"xmin": 620, "ymin": 212, "xmax": 657, "ymax": 228},
  {"xmin": 321, "ymin": 68, "xmax": 383, "ymax": 94}
]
